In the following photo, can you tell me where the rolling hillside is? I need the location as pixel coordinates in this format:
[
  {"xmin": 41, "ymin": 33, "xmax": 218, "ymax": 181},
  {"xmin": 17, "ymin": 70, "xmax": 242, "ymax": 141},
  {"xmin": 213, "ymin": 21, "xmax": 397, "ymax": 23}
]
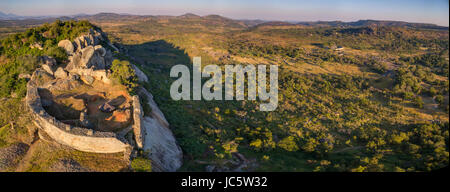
[{"xmin": 0, "ymin": 14, "xmax": 448, "ymax": 172}]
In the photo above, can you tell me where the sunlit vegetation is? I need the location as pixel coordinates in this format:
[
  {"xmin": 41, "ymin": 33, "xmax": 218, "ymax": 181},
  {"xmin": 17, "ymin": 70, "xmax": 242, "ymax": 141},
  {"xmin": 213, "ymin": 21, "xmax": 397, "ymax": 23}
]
[
  {"xmin": 0, "ymin": 20, "xmax": 95, "ymax": 98},
  {"xmin": 111, "ymin": 59, "xmax": 138, "ymax": 94},
  {"xmin": 0, "ymin": 16, "xmax": 448, "ymax": 172},
  {"xmin": 106, "ymin": 16, "xmax": 448, "ymax": 172}
]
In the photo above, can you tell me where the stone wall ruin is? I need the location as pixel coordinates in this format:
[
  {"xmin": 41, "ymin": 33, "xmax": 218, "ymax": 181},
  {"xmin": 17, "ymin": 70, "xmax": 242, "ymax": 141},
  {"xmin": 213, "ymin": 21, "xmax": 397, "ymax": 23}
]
[{"xmin": 25, "ymin": 27, "xmax": 183, "ymax": 171}]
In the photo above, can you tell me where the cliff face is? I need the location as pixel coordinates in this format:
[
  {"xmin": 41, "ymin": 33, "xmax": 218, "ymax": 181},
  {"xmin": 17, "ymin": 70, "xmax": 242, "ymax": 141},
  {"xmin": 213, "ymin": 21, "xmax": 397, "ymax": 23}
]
[
  {"xmin": 27, "ymin": 27, "xmax": 182, "ymax": 172},
  {"xmin": 138, "ymin": 87, "xmax": 183, "ymax": 172}
]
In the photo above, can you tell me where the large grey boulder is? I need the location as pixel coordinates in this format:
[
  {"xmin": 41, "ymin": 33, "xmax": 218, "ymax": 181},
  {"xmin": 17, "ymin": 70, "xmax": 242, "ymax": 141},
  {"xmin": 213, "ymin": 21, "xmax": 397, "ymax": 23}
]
[
  {"xmin": 94, "ymin": 45, "xmax": 106, "ymax": 57},
  {"xmin": 58, "ymin": 40, "xmax": 75, "ymax": 55},
  {"xmin": 41, "ymin": 64, "xmax": 55, "ymax": 75},
  {"xmin": 54, "ymin": 67, "xmax": 68, "ymax": 79},
  {"xmin": 76, "ymin": 45, "xmax": 107, "ymax": 69},
  {"xmin": 80, "ymin": 46, "xmax": 95, "ymax": 68},
  {"xmin": 73, "ymin": 37, "xmax": 84, "ymax": 51},
  {"xmin": 89, "ymin": 53, "xmax": 106, "ymax": 69}
]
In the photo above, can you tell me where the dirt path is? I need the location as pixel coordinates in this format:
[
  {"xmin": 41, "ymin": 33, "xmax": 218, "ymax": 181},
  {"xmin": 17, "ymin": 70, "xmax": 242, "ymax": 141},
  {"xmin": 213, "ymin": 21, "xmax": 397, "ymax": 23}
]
[{"xmin": 14, "ymin": 131, "xmax": 40, "ymax": 172}]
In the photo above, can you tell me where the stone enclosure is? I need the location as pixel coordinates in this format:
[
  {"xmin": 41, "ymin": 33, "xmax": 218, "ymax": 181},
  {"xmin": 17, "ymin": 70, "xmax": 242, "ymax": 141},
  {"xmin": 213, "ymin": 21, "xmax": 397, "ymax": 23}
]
[{"xmin": 25, "ymin": 28, "xmax": 183, "ymax": 171}]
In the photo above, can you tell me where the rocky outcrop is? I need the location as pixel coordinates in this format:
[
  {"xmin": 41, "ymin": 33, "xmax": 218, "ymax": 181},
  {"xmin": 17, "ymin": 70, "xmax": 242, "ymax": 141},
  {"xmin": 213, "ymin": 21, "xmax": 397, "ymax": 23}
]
[
  {"xmin": 26, "ymin": 27, "xmax": 182, "ymax": 171},
  {"xmin": 72, "ymin": 28, "xmax": 105, "ymax": 52},
  {"xmin": 54, "ymin": 67, "xmax": 68, "ymax": 79},
  {"xmin": 138, "ymin": 88, "xmax": 182, "ymax": 172},
  {"xmin": 58, "ymin": 40, "xmax": 74, "ymax": 55},
  {"xmin": 68, "ymin": 68, "xmax": 110, "ymax": 84},
  {"xmin": 138, "ymin": 88, "xmax": 169, "ymax": 128},
  {"xmin": 40, "ymin": 56, "xmax": 57, "ymax": 75},
  {"xmin": 26, "ymin": 30, "xmax": 133, "ymax": 154},
  {"xmin": 132, "ymin": 64, "xmax": 148, "ymax": 83},
  {"xmin": 62, "ymin": 28, "xmax": 113, "ymax": 72},
  {"xmin": 80, "ymin": 75, "xmax": 94, "ymax": 85}
]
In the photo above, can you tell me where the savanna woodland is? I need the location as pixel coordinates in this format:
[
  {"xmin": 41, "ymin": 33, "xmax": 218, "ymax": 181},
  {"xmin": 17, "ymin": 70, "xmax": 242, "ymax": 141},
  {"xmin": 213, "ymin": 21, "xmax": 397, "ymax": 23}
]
[{"xmin": 0, "ymin": 14, "xmax": 448, "ymax": 172}]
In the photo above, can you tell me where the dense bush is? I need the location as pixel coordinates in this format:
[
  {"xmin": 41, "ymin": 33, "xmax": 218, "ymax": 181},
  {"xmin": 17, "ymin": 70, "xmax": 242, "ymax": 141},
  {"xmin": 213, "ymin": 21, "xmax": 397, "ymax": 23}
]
[
  {"xmin": 0, "ymin": 20, "xmax": 95, "ymax": 98},
  {"xmin": 111, "ymin": 59, "xmax": 139, "ymax": 94},
  {"xmin": 131, "ymin": 157, "xmax": 152, "ymax": 172}
]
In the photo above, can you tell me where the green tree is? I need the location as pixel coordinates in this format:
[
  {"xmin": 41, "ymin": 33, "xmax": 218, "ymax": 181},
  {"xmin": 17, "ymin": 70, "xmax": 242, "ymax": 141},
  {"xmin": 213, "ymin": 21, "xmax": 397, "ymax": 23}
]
[{"xmin": 111, "ymin": 59, "xmax": 138, "ymax": 94}]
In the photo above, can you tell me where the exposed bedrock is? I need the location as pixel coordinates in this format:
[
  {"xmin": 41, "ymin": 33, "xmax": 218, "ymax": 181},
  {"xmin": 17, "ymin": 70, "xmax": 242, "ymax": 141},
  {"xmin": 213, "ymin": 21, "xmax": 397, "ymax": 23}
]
[{"xmin": 138, "ymin": 87, "xmax": 182, "ymax": 172}]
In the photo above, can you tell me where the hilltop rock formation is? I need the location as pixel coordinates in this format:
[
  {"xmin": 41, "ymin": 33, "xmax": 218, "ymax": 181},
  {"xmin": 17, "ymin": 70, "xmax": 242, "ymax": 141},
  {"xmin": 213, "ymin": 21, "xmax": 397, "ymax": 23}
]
[{"xmin": 26, "ymin": 27, "xmax": 183, "ymax": 172}]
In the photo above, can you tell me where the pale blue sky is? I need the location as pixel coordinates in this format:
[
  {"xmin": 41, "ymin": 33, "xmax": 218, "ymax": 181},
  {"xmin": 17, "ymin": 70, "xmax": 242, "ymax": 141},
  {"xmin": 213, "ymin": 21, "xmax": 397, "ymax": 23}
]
[{"xmin": 1, "ymin": 0, "xmax": 448, "ymax": 26}]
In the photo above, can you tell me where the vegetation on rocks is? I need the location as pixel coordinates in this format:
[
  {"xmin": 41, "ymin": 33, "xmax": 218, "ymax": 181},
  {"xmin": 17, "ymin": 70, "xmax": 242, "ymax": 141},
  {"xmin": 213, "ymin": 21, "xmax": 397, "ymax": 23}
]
[
  {"xmin": 0, "ymin": 20, "xmax": 95, "ymax": 98},
  {"xmin": 110, "ymin": 59, "xmax": 138, "ymax": 94},
  {"xmin": 131, "ymin": 157, "xmax": 152, "ymax": 172}
]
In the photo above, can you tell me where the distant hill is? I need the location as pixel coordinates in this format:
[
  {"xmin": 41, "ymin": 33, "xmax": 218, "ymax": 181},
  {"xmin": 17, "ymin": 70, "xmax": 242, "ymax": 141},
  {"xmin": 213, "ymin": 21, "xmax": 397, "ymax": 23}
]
[
  {"xmin": 202, "ymin": 14, "xmax": 230, "ymax": 20},
  {"xmin": 1, "ymin": 12, "xmax": 447, "ymax": 31},
  {"xmin": 297, "ymin": 20, "xmax": 448, "ymax": 30},
  {"xmin": 0, "ymin": 12, "xmax": 22, "ymax": 20},
  {"xmin": 74, "ymin": 12, "xmax": 151, "ymax": 21},
  {"xmin": 0, "ymin": 11, "xmax": 60, "ymax": 20},
  {"xmin": 238, "ymin": 19, "xmax": 267, "ymax": 27},
  {"xmin": 256, "ymin": 21, "xmax": 295, "ymax": 27},
  {"xmin": 177, "ymin": 13, "xmax": 201, "ymax": 19}
]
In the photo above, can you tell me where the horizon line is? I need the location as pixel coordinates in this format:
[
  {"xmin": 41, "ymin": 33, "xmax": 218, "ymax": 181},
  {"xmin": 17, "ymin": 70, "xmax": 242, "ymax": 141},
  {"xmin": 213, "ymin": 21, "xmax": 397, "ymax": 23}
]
[{"xmin": 1, "ymin": 11, "xmax": 449, "ymax": 27}]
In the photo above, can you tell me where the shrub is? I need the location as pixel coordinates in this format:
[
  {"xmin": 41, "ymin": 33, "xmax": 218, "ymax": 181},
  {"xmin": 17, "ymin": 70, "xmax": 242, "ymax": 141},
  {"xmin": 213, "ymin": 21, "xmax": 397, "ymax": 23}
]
[
  {"xmin": 111, "ymin": 59, "xmax": 138, "ymax": 94},
  {"xmin": 45, "ymin": 46, "xmax": 67, "ymax": 63},
  {"xmin": 131, "ymin": 157, "xmax": 152, "ymax": 172},
  {"xmin": 278, "ymin": 136, "xmax": 299, "ymax": 152},
  {"xmin": 414, "ymin": 96, "xmax": 424, "ymax": 109}
]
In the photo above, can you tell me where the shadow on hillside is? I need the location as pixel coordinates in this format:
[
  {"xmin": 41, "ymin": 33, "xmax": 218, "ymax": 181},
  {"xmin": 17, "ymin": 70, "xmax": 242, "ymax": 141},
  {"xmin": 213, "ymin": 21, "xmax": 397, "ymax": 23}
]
[
  {"xmin": 122, "ymin": 40, "xmax": 192, "ymax": 74},
  {"xmin": 118, "ymin": 40, "xmax": 211, "ymax": 163}
]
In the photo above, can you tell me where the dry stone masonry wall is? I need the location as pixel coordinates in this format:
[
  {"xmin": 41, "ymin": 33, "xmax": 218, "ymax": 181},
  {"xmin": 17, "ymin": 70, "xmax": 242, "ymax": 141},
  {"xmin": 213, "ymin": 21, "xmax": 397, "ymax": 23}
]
[
  {"xmin": 25, "ymin": 29, "xmax": 132, "ymax": 154},
  {"xmin": 25, "ymin": 27, "xmax": 183, "ymax": 171},
  {"xmin": 26, "ymin": 80, "xmax": 131, "ymax": 153},
  {"xmin": 132, "ymin": 95, "xmax": 145, "ymax": 149}
]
